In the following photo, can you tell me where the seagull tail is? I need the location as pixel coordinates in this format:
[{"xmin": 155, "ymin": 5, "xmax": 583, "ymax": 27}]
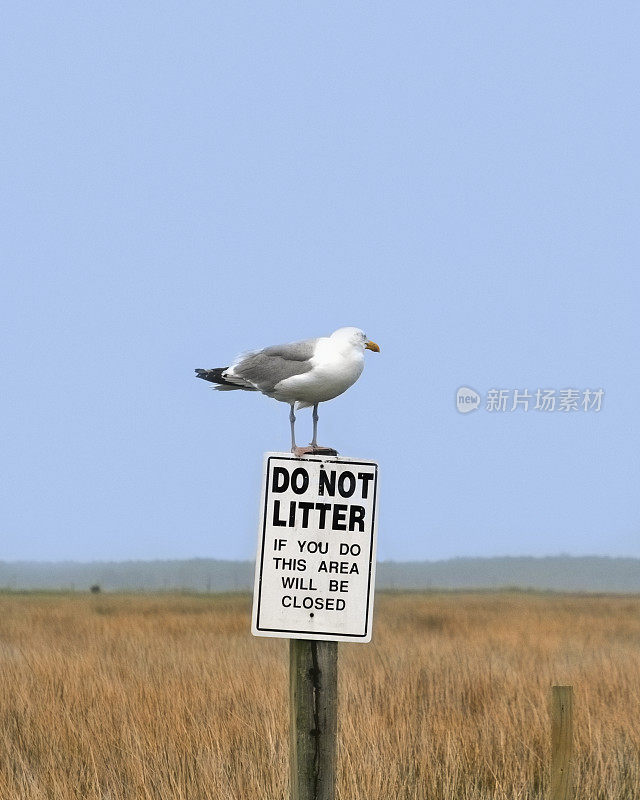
[{"xmin": 195, "ymin": 367, "xmax": 243, "ymax": 391}]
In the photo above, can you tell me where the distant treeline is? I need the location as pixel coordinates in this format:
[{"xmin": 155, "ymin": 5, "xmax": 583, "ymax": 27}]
[{"xmin": 0, "ymin": 556, "xmax": 638, "ymax": 593}]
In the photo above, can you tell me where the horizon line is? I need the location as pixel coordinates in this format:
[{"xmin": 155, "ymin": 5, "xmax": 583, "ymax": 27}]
[{"xmin": 1, "ymin": 553, "xmax": 639, "ymax": 566}]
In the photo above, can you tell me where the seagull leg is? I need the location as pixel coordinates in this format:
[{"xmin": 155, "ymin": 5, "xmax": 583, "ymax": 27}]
[
  {"xmin": 289, "ymin": 404, "xmax": 297, "ymax": 451},
  {"xmin": 292, "ymin": 403, "xmax": 338, "ymax": 457}
]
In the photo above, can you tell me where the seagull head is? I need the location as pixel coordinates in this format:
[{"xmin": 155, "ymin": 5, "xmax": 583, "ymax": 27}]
[{"xmin": 330, "ymin": 327, "xmax": 380, "ymax": 353}]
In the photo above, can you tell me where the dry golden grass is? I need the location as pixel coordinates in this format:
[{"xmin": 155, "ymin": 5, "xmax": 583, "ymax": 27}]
[{"xmin": 0, "ymin": 591, "xmax": 638, "ymax": 799}]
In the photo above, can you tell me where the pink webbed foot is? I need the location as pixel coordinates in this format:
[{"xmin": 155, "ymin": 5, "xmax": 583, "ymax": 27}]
[{"xmin": 291, "ymin": 445, "xmax": 338, "ymax": 457}]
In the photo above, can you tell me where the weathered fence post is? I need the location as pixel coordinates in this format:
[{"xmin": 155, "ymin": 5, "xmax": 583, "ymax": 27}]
[
  {"xmin": 550, "ymin": 685, "xmax": 574, "ymax": 800},
  {"xmin": 290, "ymin": 639, "xmax": 338, "ymax": 800}
]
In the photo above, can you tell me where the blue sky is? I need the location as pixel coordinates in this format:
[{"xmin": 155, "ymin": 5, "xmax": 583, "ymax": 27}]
[{"xmin": 1, "ymin": 2, "xmax": 638, "ymax": 562}]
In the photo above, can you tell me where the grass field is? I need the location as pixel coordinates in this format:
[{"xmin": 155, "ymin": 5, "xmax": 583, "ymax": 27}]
[{"xmin": 0, "ymin": 591, "xmax": 638, "ymax": 799}]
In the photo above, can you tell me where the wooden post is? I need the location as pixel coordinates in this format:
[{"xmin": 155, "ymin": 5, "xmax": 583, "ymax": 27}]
[
  {"xmin": 290, "ymin": 639, "xmax": 338, "ymax": 800},
  {"xmin": 550, "ymin": 685, "xmax": 574, "ymax": 800}
]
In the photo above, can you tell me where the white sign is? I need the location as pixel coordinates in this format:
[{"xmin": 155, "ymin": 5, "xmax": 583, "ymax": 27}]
[{"xmin": 252, "ymin": 453, "xmax": 379, "ymax": 643}]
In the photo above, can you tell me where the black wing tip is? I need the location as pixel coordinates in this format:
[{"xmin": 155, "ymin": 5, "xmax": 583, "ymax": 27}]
[{"xmin": 195, "ymin": 366, "xmax": 234, "ymax": 385}]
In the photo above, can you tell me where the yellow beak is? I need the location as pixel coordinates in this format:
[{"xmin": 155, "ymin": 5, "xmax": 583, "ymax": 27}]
[{"xmin": 365, "ymin": 340, "xmax": 380, "ymax": 353}]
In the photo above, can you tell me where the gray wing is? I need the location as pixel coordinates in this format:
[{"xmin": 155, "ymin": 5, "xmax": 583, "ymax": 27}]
[
  {"xmin": 230, "ymin": 337, "xmax": 317, "ymax": 394},
  {"xmin": 261, "ymin": 339, "xmax": 318, "ymax": 361}
]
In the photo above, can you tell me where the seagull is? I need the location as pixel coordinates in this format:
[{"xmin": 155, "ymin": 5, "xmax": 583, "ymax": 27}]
[{"xmin": 195, "ymin": 327, "xmax": 380, "ymax": 456}]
